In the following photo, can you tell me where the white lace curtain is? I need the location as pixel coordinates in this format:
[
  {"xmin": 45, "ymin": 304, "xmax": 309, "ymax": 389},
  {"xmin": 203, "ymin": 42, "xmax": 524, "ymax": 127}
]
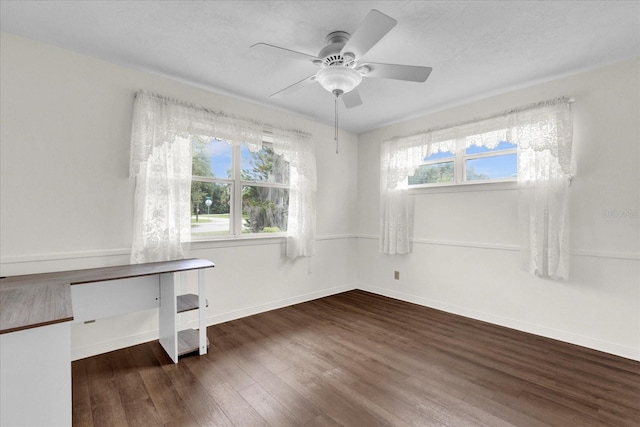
[
  {"xmin": 380, "ymin": 98, "xmax": 574, "ymax": 279},
  {"xmin": 130, "ymin": 91, "xmax": 317, "ymax": 263}
]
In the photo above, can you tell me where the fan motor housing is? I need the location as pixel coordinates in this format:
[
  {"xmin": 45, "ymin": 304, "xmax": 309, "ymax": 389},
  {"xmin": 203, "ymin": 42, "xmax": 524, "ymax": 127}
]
[{"xmin": 318, "ymin": 31, "xmax": 356, "ymax": 68}]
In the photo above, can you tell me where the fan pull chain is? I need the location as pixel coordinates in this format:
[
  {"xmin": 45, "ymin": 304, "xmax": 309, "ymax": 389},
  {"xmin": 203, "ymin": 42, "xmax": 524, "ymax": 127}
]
[{"xmin": 334, "ymin": 94, "xmax": 339, "ymax": 154}]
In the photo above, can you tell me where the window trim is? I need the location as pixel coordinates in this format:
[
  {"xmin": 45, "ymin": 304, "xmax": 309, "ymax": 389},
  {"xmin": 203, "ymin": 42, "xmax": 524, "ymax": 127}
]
[{"xmin": 408, "ymin": 180, "xmax": 518, "ymax": 195}]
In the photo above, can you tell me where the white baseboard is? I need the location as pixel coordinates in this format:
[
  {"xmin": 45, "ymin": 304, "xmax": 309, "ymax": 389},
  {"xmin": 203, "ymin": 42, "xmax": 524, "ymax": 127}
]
[
  {"xmin": 356, "ymin": 282, "xmax": 640, "ymax": 362},
  {"xmin": 72, "ymin": 329, "xmax": 159, "ymax": 361},
  {"xmin": 70, "ymin": 283, "xmax": 357, "ymax": 361},
  {"xmin": 205, "ymin": 283, "xmax": 357, "ymax": 326}
]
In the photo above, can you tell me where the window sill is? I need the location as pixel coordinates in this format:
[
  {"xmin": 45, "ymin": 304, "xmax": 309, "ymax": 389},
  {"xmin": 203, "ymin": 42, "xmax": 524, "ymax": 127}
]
[
  {"xmin": 408, "ymin": 180, "xmax": 518, "ymax": 195},
  {"xmin": 190, "ymin": 233, "xmax": 286, "ymax": 250}
]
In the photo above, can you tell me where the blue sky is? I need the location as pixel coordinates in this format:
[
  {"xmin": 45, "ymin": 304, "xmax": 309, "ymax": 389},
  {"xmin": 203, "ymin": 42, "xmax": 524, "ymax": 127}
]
[
  {"xmin": 206, "ymin": 141, "xmax": 261, "ymax": 178},
  {"xmin": 203, "ymin": 139, "xmax": 231, "ymax": 178},
  {"xmin": 467, "ymin": 153, "xmax": 517, "ymax": 179}
]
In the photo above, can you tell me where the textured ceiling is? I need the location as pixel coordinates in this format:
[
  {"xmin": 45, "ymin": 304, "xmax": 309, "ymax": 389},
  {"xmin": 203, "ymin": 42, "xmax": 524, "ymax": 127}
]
[{"xmin": 1, "ymin": 1, "xmax": 639, "ymax": 133}]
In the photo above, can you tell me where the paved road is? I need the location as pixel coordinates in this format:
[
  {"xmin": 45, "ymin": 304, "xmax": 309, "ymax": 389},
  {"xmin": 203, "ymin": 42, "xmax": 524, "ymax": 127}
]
[{"xmin": 191, "ymin": 216, "xmax": 230, "ymax": 234}]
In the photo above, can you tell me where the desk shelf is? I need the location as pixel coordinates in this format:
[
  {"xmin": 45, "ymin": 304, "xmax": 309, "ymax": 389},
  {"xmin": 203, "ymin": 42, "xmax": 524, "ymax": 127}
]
[
  {"xmin": 159, "ymin": 269, "xmax": 209, "ymax": 363},
  {"xmin": 177, "ymin": 329, "xmax": 210, "ymax": 356},
  {"xmin": 175, "ymin": 294, "xmax": 209, "ymax": 356}
]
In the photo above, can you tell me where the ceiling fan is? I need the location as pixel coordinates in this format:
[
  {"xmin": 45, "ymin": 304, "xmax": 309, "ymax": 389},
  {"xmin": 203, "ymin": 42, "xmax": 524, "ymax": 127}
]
[
  {"xmin": 251, "ymin": 9, "xmax": 432, "ymax": 109},
  {"xmin": 251, "ymin": 9, "xmax": 432, "ymax": 151}
]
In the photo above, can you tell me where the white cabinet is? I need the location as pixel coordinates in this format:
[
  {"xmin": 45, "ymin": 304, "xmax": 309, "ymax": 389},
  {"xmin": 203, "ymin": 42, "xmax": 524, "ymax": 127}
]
[
  {"xmin": 0, "ymin": 322, "xmax": 72, "ymax": 427},
  {"xmin": 159, "ymin": 269, "xmax": 208, "ymax": 363}
]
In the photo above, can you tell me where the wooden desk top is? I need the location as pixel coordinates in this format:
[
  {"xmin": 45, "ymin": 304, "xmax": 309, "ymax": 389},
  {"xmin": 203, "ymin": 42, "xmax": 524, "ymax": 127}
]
[{"xmin": 0, "ymin": 258, "xmax": 215, "ymax": 334}]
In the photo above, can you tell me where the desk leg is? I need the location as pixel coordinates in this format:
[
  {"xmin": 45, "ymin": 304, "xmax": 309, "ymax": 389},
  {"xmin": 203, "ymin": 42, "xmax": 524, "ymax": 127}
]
[
  {"xmin": 198, "ymin": 269, "xmax": 207, "ymax": 356},
  {"xmin": 159, "ymin": 273, "xmax": 178, "ymax": 363}
]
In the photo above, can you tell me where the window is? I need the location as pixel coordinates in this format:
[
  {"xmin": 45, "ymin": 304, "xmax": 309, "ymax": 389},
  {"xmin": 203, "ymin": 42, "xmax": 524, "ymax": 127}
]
[
  {"xmin": 408, "ymin": 140, "xmax": 517, "ymax": 186},
  {"xmin": 190, "ymin": 137, "xmax": 290, "ymax": 240},
  {"xmin": 380, "ymin": 98, "xmax": 573, "ymax": 278},
  {"xmin": 130, "ymin": 90, "xmax": 316, "ymax": 262}
]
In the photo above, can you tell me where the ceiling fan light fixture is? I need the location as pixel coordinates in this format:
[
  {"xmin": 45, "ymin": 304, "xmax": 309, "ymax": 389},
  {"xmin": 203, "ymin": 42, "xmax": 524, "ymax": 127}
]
[{"xmin": 316, "ymin": 66, "xmax": 362, "ymax": 96}]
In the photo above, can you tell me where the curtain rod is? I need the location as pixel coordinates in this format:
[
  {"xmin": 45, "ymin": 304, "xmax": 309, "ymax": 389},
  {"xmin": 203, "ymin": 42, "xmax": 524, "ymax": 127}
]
[
  {"xmin": 136, "ymin": 90, "xmax": 312, "ymax": 139},
  {"xmin": 386, "ymin": 96, "xmax": 574, "ymax": 142}
]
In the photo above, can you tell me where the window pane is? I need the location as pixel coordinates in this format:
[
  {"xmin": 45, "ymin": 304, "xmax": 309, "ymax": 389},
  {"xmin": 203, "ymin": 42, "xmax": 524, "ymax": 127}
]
[
  {"xmin": 241, "ymin": 144, "xmax": 289, "ymax": 184},
  {"xmin": 242, "ymin": 185, "xmax": 288, "ymax": 233},
  {"xmin": 192, "ymin": 137, "xmax": 232, "ymax": 178},
  {"xmin": 465, "ymin": 153, "xmax": 517, "ymax": 181},
  {"xmin": 408, "ymin": 162, "xmax": 454, "ymax": 185},
  {"xmin": 191, "ymin": 181, "xmax": 231, "ymax": 239},
  {"xmin": 465, "ymin": 140, "xmax": 516, "ymax": 155}
]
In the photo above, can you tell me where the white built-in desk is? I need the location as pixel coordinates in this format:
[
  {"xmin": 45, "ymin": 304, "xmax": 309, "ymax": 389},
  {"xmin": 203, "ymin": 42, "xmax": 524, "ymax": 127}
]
[{"xmin": 0, "ymin": 258, "xmax": 214, "ymax": 427}]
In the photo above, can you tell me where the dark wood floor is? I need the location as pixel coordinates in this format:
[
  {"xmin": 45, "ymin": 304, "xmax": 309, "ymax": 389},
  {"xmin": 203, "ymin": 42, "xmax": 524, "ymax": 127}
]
[{"xmin": 72, "ymin": 290, "xmax": 640, "ymax": 426}]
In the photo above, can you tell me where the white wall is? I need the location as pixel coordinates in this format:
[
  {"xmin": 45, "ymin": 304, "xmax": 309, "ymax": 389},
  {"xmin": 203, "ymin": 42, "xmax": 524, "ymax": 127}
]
[
  {"xmin": 356, "ymin": 59, "xmax": 640, "ymax": 361},
  {"xmin": 2, "ymin": 32, "xmax": 638, "ymax": 362},
  {"xmin": 0, "ymin": 33, "xmax": 358, "ymax": 359}
]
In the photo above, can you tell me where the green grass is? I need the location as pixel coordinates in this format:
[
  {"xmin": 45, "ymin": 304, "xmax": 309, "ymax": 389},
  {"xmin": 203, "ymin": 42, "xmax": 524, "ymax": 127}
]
[{"xmin": 191, "ymin": 217, "xmax": 212, "ymax": 224}]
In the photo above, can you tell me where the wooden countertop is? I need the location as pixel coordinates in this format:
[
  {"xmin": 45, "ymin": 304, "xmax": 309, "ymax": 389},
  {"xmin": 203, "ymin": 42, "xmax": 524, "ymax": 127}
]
[{"xmin": 0, "ymin": 258, "xmax": 215, "ymax": 334}]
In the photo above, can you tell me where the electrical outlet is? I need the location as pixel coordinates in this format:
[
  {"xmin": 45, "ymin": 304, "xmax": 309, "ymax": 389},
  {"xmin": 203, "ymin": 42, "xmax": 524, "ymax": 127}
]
[{"xmin": 394, "ymin": 271, "xmax": 400, "ymax": 280}]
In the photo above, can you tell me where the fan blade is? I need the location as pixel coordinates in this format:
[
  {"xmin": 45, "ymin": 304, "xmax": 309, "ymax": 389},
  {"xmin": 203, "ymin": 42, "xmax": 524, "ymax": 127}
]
[
  {"xmin": 269, "ymin": 74, "xmax": 317, "ymax": 98},
  {"xmin": 360, "ymin": 62, "xmax": 432, "ymax": 82},
  {"xmin": 251, "ymin": 43, "xmax": 320, "ymax": 63},
  {"xmin": 342, "ymin": 90, "xmax": 363, "ymax": 109},
  {"xmin": 341, "ymin": 9, "xmax": 397, "ymax": 60}
]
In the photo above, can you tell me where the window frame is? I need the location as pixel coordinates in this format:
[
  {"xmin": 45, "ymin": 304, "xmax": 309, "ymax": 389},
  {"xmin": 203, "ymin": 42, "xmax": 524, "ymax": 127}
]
[
  {"xmin": 191, "ymin": 140, "xmax": 290, "ymax": 240},
  {"xmin": 408, "ymin": 141, "xmax": 518, "ymax": 188}
]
